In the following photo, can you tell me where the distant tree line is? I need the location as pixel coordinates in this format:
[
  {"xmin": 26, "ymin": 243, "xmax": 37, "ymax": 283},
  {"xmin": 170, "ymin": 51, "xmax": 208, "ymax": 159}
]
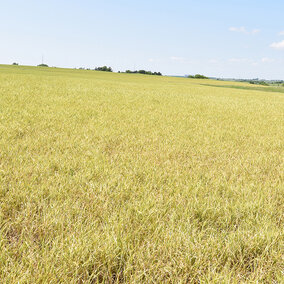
[
  {"xmin": 218, "ymin": 78, "xmax": 284, "ymax": 86},
  {"xmin": 75, "ymin": 67, "xmax": 162, "ymax": 75},
  {"xmin": 95, "ymin": 66, "xmax": 113, "ymax": 72},
  {"xmin": 75, "ymin": 66, "xmax": 113, "ymax": 72},
  {"xmin": 234, "ymin": 79, "xmax": 284, "ymax": 86},
  {"xmin": 125, "ymin": 70, "xmax": 162, "ymax": 76},
  {"xmin": 188, "ymin": 74, "xmax": 208, "ymax": 79},
  {"xmin": 249, "ymin": 80, "xmax": 269, "ymax": 86}
]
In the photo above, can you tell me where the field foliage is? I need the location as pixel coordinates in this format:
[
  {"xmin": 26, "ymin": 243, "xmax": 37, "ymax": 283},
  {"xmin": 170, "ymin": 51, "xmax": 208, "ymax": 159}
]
[{"xmin": 0, "ymin": 65, "xmax": 283, "ymax": 283}]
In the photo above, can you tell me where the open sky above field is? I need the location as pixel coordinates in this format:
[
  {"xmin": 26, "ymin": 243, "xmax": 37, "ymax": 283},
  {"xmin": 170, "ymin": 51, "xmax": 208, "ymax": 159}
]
[{"xmin": 1, "ymin": 0, "xmax": 284, "ymax": 79}]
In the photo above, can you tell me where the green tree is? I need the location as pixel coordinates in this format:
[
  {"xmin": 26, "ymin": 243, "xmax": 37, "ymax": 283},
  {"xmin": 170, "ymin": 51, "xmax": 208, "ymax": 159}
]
[{"xmin": 95, "ymin": 66, "xmax": 113, "ymax": 72}]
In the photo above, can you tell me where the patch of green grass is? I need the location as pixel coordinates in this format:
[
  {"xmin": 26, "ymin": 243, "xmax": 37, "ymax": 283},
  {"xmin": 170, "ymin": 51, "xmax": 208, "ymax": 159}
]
[
  {"xmin": 0, "ymin": 65, "xmax": 283, "ymax": 282},
  {"xmin": 200, "ymin": 82, "xmax": 284, "ymax": 94}
]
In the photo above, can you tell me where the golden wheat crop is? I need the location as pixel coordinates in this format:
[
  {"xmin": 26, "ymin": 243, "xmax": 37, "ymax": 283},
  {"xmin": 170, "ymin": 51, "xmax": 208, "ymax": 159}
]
[{"xmin": 0, "ymin": 65, "xmax": 283, "ymax": 283}]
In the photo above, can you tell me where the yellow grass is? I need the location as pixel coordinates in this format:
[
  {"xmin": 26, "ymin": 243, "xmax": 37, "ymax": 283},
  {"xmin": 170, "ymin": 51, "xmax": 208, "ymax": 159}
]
[{"xmin": 0, "ymin": 65, "xmax": 283, "ymax": 283}]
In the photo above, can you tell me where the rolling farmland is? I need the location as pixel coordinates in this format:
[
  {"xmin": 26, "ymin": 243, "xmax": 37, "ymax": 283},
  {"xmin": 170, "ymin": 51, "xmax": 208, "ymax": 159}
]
[{"xmin": 0, "ymin": 65, "xmax": 283, "ymax": 282}]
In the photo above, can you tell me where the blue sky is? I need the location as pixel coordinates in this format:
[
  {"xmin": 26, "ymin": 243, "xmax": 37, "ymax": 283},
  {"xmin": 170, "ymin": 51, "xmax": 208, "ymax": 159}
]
[{"xmin": 1, "ymin": 0, "xmax": 284, "ymax": 79}]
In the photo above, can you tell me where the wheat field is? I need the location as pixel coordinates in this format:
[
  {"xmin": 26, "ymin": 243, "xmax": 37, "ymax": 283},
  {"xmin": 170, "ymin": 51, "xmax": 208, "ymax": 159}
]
[{"xmin": 0, "ymin": 65, "xmax": 283, "ymax": 283}]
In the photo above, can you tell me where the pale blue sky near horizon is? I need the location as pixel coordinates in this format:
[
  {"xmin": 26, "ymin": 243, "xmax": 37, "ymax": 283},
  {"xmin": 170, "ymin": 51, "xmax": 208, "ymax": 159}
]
[{"xmin": 1, "ymin": 0, "xmax": 284, "ymax": 79}]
